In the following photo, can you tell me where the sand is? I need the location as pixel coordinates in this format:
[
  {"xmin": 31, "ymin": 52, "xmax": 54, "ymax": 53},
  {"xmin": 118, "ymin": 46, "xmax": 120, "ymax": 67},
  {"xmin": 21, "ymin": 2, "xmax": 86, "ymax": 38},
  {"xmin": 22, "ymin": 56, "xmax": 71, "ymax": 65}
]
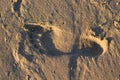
[{"xmin": 0, "ymin": 0, "xmax": 120, "ymax": 80}]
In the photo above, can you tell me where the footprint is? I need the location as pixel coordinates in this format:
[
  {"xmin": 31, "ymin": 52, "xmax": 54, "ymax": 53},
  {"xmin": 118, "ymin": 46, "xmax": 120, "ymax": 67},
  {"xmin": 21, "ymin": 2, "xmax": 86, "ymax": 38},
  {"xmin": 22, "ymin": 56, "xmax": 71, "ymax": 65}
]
[
  {"xmin": 80, "ymin": 35, "xmax": 108, "ymax": 57},
  {"xmin": 24, "ymin": 23, "xmax": 65, "ymax": 56},
  {"xmin": 80, "ymin": 39, "xmax": 103, "ymax": 57}
]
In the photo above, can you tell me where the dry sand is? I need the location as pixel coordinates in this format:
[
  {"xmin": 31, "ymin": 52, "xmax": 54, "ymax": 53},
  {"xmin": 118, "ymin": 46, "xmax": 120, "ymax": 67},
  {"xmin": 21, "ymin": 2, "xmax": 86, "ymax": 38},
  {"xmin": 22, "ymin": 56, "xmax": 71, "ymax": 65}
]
[{"xmin": 0, "ymin": 0, "xmax": 120, "ymax": 80}]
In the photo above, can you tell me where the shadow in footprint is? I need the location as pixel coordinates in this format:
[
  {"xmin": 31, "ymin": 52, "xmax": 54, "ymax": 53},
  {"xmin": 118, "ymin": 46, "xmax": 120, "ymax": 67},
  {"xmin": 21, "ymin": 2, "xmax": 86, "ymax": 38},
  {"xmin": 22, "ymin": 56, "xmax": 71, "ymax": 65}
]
[
  {"xmin": 24, "ymin": 24, "xmax": 46, "ymax": 54},
  {"xmin": 40, "ymin": 29, "xmax": 65, "ymax": 56},
  {"xmin": 70, "ymin": 33, "xmax": 103, "ymax": 57},
  {"xmin": 18, "ymin": 32, "xmax": 34, "ymax": 62},
  {"xmin": 24, "ymin": 24, "xmax": 65, "ymax": 56},
  {"xmin": 80, "ymin": 41, "xmax": 103, "ymax": 57}
]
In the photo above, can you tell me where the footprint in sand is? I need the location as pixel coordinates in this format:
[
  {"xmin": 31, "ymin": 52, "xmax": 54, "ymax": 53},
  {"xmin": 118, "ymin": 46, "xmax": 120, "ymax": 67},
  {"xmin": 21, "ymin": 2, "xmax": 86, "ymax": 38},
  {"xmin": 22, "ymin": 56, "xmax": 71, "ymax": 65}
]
[{"xmin": 24, "ymin": 23, "xmax": 74, "ymax": 56}]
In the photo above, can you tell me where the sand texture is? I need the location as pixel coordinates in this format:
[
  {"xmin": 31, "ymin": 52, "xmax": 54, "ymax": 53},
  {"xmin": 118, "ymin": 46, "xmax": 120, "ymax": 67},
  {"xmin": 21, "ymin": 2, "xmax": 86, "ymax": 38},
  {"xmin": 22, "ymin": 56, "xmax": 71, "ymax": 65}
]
[{"xmin": 0, "ymin": 0, "xmax": 120, "ymax": 80}]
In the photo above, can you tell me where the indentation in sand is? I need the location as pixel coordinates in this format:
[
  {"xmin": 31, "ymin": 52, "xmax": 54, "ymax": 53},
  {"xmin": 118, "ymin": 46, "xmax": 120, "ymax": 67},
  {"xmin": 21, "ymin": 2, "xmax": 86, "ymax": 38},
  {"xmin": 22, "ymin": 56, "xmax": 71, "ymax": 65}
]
[
  {"xmin": 24, "ymin": 23, "xmax": 74, "ymax": 56},
  {"xmin": 80, "ymin": 34, "xmax": 108, "ymax": 57}
]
